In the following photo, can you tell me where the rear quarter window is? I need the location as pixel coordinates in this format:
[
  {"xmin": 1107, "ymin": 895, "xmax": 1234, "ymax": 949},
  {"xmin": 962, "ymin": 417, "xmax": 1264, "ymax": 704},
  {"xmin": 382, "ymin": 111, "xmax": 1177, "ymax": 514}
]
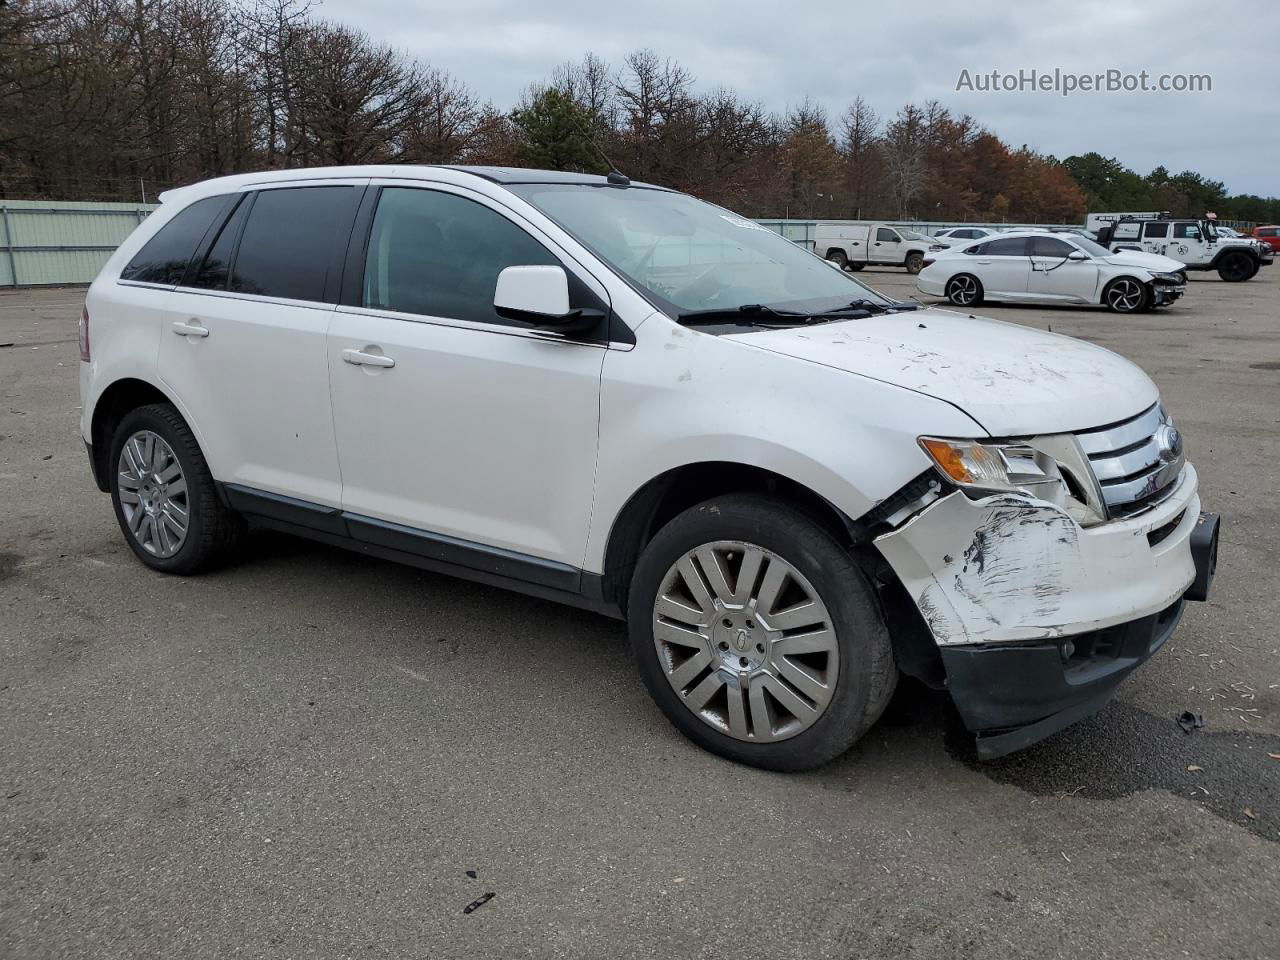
[{"xmin": 120, "ymin": 196, "xmax": 230, "ymax": 285}]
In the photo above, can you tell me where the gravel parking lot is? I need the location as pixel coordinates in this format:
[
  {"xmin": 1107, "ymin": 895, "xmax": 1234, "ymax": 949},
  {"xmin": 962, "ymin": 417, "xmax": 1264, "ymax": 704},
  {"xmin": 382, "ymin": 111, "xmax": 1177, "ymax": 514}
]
[{"xmin": 3, "ymin": 270, "xmax": 1278, "ymax": 958}]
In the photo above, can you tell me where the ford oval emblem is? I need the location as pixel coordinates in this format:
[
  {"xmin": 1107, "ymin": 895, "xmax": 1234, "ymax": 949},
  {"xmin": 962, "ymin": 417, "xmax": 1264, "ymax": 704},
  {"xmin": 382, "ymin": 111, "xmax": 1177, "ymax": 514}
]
[{"xmin": 1156, "ymin": 422, "xmax": 1183, "ymax": 462}]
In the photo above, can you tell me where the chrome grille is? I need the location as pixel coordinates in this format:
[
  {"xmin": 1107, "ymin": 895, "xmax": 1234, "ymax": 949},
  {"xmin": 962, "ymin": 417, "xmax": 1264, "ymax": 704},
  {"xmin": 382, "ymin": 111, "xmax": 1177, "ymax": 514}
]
[{"xmin": 1076, "ymin": 403, "xmax": 1184, "ymax": 518}]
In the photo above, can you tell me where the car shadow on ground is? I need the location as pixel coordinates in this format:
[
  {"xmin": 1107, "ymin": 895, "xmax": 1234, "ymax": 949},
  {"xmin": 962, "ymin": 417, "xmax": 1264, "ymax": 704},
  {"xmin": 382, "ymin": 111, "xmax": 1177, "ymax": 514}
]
[{"xmin": 868, "ymin": 678, "xmax": 1279, "ymax": 841}]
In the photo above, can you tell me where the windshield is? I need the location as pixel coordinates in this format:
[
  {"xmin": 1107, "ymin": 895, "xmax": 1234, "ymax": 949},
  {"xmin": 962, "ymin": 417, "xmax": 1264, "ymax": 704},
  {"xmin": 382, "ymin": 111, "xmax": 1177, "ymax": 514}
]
[
  {"xmin": 508, "ymin": 184, "xmax": 892, "ymax": 316},
  {"xmin": 1069, "ymin": 235, "xmax": 1117, "ymax": 258}
]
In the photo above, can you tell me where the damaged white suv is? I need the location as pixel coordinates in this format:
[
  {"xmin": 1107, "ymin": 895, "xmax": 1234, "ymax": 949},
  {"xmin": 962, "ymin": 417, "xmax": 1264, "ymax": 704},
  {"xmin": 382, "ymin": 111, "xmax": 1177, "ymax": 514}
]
[{"xmin": 79, "ymin": 166, "xmax": 1218, "ymax": 769}]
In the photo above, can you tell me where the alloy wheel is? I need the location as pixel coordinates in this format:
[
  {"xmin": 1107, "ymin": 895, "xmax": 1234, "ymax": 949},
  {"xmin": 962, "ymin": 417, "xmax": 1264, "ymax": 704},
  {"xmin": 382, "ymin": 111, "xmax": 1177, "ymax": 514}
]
[
  {"xmin": 651, "ymin": 541, "xmax": 839, "ymax": 743},
  {"xmin": 1107, "ymin": 278, "xmax": 1144, "ymax": 312},
  {"xmin": 117, "ymin": 430, "xmax": 189, "ymax": 558},
  {"xmin": 948, "ymin": 275, "xmax": 978, "ymax": 305}
]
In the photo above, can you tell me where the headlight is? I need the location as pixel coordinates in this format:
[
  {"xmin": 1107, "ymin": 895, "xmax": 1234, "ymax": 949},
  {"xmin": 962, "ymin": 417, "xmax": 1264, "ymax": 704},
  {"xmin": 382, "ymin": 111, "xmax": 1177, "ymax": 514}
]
[
  {"xmin": 1151, "ymin": 271, "xmax": 1184, "ymax": 283},
  {"xmin": 919, "ymin": 437, "xmax": 1066, "ymax": 501}
]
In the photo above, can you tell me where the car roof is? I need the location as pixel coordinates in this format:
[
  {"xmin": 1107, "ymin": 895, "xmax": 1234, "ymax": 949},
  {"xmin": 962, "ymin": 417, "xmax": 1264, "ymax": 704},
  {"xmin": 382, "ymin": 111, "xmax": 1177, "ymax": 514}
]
[{"xmin": 158, "ymin": 164, "xmax": 663, "ymax": 203}]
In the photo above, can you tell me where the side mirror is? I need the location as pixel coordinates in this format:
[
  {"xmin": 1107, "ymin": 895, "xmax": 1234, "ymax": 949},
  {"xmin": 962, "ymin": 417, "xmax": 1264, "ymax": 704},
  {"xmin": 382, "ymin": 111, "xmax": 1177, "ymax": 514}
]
[
  {"xmin": 494, "ymin": 265, "xmax": 604, "ymax": 333},
  {"xmin": 1067, "ymin": 250, "xmax": 1089, "ymax": 261}
]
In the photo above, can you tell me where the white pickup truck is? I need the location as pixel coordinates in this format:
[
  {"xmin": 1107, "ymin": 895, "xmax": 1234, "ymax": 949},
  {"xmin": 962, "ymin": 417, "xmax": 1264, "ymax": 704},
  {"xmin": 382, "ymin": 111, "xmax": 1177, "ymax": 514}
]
[{"xmin": 815, "ymin": 221, "xmax": 935, "ymax": 274}]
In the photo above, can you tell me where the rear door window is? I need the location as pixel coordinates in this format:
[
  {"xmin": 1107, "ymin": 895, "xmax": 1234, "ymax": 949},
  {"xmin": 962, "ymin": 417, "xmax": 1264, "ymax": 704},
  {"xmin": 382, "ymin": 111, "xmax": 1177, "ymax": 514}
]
[
  {"xmin": 120, "ymin": 196, "xmax": 231, "ymax": 285},
  {"xmin": 983, "ymin": 237, "xmax": 1030, "ymax": 256},
  {"xmin": 1143, "ymin": 222, "xmax": 1170, "ymax": 238},
  {"xmin": 230, "ymin": 186, "xmax": 361, "ymax": 302}
]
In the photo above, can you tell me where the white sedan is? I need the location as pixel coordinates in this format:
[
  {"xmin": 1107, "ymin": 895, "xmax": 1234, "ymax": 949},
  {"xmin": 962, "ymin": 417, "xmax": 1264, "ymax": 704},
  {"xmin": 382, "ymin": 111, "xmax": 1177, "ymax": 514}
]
[{"xmin": 917, "ymin": 231, "xmax": 1188, "ymax": 314}]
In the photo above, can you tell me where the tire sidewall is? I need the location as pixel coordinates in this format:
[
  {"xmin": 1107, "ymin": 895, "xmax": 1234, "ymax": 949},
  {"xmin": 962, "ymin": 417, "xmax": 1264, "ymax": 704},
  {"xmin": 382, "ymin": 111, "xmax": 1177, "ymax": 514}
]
[
  {"xmin": 109, "ymin": 406, "xmax": 209, "ymax": 574},
  {"xmin": 1218, "ymin": 252, "xmax": 1255, "ymax": 282},
  {"xmin": 905, "ymin": 252, "xmax": 924, "ymax": 274},
  {"xmin": 627, "ymin": 496, "xmax": 891, "ymax": 771}
]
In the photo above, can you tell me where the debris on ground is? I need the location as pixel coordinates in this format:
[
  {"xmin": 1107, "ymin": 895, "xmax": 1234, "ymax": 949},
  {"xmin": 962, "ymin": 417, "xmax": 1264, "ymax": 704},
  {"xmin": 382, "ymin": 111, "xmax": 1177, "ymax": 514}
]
[
  {"xmin": 463, "ymin": 892, "xmax": 495, "ymax": 914},
  {"xmin": 465, "ymin": 869, "xmax": 477, "ymax": 879},
  {"xmin": 1177, "ymin": 710, "xmax": 1205, "ymax": 734}
]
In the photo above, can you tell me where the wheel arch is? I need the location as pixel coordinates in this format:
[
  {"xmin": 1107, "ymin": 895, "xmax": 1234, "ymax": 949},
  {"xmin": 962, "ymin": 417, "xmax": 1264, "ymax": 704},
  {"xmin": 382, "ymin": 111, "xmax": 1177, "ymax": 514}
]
[
  {"xmin": 88, "ymin": 377, "xmax": 177, "ymax": 491},
  {"xmin": 600, "ymin": 460, "xmax": 944, "ymax": 686}
]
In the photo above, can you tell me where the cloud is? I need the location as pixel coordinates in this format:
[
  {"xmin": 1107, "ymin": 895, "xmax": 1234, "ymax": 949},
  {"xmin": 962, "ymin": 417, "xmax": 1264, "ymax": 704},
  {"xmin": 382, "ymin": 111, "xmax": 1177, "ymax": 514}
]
[{"xmin": 321, "ymin": 0, "xmax": 1278, "ymax": 195}]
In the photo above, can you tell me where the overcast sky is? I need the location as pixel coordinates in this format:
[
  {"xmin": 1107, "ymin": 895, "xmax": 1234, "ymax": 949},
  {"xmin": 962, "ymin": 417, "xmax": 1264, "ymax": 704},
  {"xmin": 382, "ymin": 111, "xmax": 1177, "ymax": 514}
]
[{"xmin": 322, "ymin": 0, "xmax": 1278, "ymax": 197}]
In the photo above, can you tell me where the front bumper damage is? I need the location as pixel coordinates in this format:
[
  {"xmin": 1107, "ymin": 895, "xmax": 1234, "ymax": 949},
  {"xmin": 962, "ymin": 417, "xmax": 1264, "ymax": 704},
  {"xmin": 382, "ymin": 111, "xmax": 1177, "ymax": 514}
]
[{"xmin": 874, "ymin": 465, "xmax": 1219, "ymax": 757}]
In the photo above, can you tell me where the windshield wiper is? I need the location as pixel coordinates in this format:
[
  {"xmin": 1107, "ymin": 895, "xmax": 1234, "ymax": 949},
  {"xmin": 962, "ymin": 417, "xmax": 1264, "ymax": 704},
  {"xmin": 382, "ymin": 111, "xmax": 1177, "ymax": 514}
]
[
  {"xmin": 814, "ymin": 299, "xmax": 920, "ymax": 315},
  {"xmin": 676, "ymin": 303, "xmax": 811, "ymax": 326}
]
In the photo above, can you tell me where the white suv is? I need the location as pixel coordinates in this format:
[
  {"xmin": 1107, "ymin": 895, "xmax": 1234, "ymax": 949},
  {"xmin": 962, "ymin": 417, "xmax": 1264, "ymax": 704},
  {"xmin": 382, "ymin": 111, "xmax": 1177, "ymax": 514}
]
[{"xmin": 79, "ymin": 166, "xmax": 1219, "ymax": 769}]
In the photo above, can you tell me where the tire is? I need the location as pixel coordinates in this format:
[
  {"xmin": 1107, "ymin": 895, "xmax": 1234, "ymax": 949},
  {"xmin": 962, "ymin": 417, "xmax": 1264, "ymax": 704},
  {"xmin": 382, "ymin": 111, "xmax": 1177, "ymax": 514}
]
[
  {"xmin": 1217, "ymin": 252, "xmax": 1257, "ymax": 282},
  {"xmin": 627, "ymin": 494, "xmax": 896, "ymax": 771},
  {"xmin": 825, "ymin": 249, "xmax": 848, "ymax": 270},
  {"xmin": 109, "ymin": 403, "xmax": 245, "ymax": 574},
  {"xmin": 847, "ymin": 262, "xmax": 865, "ymax": 272},
  {"xmin": 1102, "ymin": 276, "xmax": 1149, "ymax": 314},
  {"xmin": 905, "ymin": 252, "xmax": 924, "ymax": 275},
  {"xmin": 945, "ymin": 273, "xmax": 983, "ymax": 307}
]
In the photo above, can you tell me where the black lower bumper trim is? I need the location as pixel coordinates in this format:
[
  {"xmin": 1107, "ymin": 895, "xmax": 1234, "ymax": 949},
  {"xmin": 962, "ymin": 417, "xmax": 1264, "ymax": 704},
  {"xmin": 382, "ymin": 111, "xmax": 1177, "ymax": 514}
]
[
  {"xmin": 943, "ymin": 599, "xmax": 1185, "ymax": 760},
  {"xmin": 1185, "ymin": 512, "xmax": 1219, "ymax": 602}
]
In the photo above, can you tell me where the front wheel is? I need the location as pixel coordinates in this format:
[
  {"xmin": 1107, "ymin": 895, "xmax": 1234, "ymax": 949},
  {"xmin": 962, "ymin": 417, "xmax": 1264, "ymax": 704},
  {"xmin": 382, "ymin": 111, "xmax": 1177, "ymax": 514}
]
[
  {"xmin": 1103, "ymin": 277, "xmax": 1149, "ymax": 313},
  {"xmin": 109, "ymin": 403, "xmax": 245, "ymax": 574},
  {"xmin": 627, "ymin": 495, "xmax": 896, "ymax": 771},
  {"xmin": 825, "ymin": 249, "xmax": 848, "ymax": 270},
  {"xmin": 905, "ymin": 252, "xmax": 924, "ymax": 275},
  {"xmin": 847, "ymin": 262, "xmax": 865, "ymax": 272},
  {"xmin": 1217, "ymin": 252, "xmax": 1257, "ymax": 282}
]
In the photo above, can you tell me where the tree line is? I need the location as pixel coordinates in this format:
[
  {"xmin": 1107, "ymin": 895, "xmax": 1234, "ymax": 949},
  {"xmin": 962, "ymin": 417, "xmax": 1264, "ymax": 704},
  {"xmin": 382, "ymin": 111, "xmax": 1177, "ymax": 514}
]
[{"xmin": 2, "ymin": 0, "xmax": 1276, "ymax": 225}]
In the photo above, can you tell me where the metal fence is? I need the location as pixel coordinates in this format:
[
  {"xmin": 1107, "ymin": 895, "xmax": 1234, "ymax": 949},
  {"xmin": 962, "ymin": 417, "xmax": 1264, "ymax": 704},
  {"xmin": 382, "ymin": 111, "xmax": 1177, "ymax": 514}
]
[{"xmin": 0, "ymin": 200, "xmax": 155, "ymax": 287}]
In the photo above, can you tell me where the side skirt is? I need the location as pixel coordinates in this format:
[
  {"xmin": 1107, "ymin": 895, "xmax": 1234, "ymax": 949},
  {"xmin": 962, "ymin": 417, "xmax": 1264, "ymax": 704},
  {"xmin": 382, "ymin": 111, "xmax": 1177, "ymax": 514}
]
[{"xmin": 220, "ymin": 483, "xmax": 621, "ymax": 620}]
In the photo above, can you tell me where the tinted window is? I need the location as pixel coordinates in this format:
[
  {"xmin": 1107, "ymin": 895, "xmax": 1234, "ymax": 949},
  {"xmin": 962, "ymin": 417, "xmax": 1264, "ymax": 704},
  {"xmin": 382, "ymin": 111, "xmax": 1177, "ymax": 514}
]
[
  {"xmin": 876, "ymin": 227, "xmax": 900, "ymax": 242},
  {"xmin": 1173, "ymin": 222, "xmax": 1202, "ymax": 240},
  {"xmin": 1030, "ymin": 236, "xmax": 1075, "ymax": 257},
  {"xmin": 956, "ymin": 229, "xmax": 978, "ymax": 239},
  {"xmin": 362, "ymin": 188, "xmax": 558, "ymax": 324},
  {"xmin": 983, "ymin": 237, "xmax": 1030, "ymax": 256},
  {"xmin": 184, "ymin": 195, "xmax": 249, "ymax": 290},
  {"xmin": 121, "ymin": 196, "xmax": 229, "ymax": 284},
  {"xmin": 1144, "ymin": 222, "xmax": 1170, "ymax": 238},
  {"xmin": 1256, "ymin": 227, "xmax": 1274, "ymax": 237},
  {"xmin": 231, "ymin": 187, "xmax": 358, "ymax": 301}
]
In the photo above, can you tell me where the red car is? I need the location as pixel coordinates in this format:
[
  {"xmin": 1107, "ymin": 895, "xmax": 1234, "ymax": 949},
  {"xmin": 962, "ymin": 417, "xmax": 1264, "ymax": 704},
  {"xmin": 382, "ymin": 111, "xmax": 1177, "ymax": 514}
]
[{"xmin": 1253, "ymin": 226, "xmax": 1280, "ymax": 254}]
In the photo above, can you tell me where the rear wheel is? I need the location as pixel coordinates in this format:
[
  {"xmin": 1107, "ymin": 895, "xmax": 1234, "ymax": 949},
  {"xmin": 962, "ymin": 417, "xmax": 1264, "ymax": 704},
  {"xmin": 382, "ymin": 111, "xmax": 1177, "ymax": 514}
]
[
  {"xmin": 1103, "ymin": 277, "xmax": 1149, "ymax": 313},
  {"xmin": 825, "ymin": 249, "xmax": 848, "ymax": 270},
  {"xmin": 109, "ymin": 403, "xmax": 245, "ymax": 574},
  {"xmin": 905, "ymin": 252, "xmax": 924, "ymax": 275},
  {"xmin": 627, "ymin": 494, "xmax": 896, "ymax": 771},
  {"xmin": 1217, "ymin": 252, "xmax": 1257, "ymax": 282},
  {"xmin": 945, "ymin": 273, "xmax": 983, "ymax": 307}
]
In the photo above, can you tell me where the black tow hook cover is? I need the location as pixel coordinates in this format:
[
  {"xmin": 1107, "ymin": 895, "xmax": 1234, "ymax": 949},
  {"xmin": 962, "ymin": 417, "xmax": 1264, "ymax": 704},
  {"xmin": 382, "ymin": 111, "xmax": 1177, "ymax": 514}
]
[{"xmin": 1185, "ymin": 512, "xmax": 1220, "ymax": 602}]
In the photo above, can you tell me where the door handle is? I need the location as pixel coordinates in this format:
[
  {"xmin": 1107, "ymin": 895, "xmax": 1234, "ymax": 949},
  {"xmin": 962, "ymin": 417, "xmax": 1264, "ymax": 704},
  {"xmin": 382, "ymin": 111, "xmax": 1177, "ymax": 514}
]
[
  {"xmin": 171, "ymin": 319, "xmax": 209, "ymax": 338},
  {"xmin": 976, "ymin": 259, "xmax": 993, "ymax": 264},
  {"xmin": 342, "ymin": 348, "xmax": 395, "ymax": 369}
]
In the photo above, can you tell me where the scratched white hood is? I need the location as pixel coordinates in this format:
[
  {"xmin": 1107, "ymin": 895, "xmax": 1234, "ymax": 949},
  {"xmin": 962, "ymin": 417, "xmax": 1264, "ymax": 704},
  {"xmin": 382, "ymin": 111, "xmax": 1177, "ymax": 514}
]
[{"xmin": 726, "ymin": 308, "xmax": 1158, "ymax": 436}]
